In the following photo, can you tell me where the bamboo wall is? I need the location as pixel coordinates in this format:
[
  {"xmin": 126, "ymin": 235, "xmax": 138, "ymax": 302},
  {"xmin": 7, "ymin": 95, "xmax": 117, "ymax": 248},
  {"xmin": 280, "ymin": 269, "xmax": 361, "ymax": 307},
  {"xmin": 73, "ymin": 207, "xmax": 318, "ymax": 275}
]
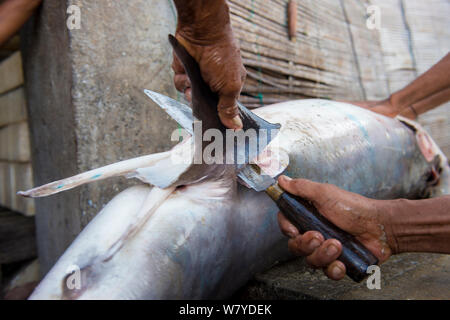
[{"xmin": 0, "ymin": 44, "xmax": 35, "ymax": 216}]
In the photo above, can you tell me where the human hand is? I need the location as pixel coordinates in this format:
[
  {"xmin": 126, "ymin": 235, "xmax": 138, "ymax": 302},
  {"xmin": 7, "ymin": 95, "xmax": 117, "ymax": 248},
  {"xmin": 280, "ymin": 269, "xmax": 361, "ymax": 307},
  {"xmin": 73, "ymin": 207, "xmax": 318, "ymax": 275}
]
[
  {"xmin": 343, "ymin": 97, "xmax": 418, "ymax": 120},
  {"xmin": 277, "ymin": 175, "xmax": 394, "ymax": 280},
  {"xmin": 172, "ymin": 22, "xmax": 246, "ymax": 130}
]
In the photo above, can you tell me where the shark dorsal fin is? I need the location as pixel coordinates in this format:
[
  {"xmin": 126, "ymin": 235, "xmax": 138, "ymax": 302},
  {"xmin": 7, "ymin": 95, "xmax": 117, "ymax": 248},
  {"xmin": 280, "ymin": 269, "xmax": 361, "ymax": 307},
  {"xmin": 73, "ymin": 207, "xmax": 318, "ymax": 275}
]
[{"xmin": 168, "ymin": 35, "xmax": 224, "ymax": 133}]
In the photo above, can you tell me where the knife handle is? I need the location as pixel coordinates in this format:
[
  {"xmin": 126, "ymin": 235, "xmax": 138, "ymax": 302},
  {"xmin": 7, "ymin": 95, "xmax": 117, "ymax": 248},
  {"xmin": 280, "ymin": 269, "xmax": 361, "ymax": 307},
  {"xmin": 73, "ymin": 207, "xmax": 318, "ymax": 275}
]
[{"xmin": 266, "ymin": 184, "xmax": 378, "ymax": 282}]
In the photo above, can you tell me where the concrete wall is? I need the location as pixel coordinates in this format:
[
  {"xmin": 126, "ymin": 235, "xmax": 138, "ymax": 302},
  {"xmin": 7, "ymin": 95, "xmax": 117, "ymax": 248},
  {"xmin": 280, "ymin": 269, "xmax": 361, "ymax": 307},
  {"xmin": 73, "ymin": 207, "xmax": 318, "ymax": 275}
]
[{"xmin": 21, "ymin": 0, "xmax": 178, "ymax": 274}]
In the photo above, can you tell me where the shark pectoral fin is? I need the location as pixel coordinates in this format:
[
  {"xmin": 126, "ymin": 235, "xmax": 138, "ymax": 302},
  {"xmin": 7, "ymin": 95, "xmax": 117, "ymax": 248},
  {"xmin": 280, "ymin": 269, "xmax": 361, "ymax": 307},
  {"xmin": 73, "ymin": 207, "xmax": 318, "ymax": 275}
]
[
  {"xmin": 128, "ymin": 138, "xmax": 196, "ymax": 188},
  {"xmin": 17, "ymin": 151, "xmax": 172, "ymax": 198},
  {"xmin": 128, "ymin": 162, "xmax": 192, "ymax": 189}
]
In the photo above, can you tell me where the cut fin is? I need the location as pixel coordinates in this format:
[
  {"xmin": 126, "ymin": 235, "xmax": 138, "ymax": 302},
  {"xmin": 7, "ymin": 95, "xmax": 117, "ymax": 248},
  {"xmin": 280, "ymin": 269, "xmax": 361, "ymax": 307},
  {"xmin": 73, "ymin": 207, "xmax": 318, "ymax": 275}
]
[
  {"xmin": 168, "ymin": 35, "xmax": 280, "ymax": 169},
  {"xmin": 127, "ymin": 138, "xmax": 195, "ymax": 188},
  {"xmin": 169, "ymin": 35, "xmax": 223, "ymax": 132}
]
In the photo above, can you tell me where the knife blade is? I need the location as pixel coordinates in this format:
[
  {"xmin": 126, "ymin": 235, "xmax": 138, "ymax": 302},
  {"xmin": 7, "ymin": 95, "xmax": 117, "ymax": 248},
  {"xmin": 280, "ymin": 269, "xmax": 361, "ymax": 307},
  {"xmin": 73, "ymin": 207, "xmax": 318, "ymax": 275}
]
[
  {"xmin": 144, "ymin": 89, "xmax": 196, "ymax": 135},
  {"xmin": 144, "ymin": 89, "xmax": 280, "ymax": 170}
]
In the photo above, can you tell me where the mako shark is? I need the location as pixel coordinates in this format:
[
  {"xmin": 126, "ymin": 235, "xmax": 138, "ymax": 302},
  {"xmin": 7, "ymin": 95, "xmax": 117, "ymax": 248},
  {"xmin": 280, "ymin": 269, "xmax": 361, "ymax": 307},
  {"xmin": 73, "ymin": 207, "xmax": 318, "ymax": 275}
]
[{"xmin": 21, "ymin": 37, "xmax": 449, "ymax": 299}]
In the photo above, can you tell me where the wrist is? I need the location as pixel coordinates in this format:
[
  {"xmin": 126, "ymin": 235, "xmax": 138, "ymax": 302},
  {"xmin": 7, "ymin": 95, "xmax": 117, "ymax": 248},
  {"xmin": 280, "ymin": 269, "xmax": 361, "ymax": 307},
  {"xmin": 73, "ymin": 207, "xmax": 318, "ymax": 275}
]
[
  {"xmin": 377, "ymin": 196, "xmax": 450, "ymax": 254},
  {"xmin": 375, "ymin": 199, "xmax": 402, "ymax": 254},
  {"xmin": 389, "ymin": 89, "xmax": 420, "ymax": 117},
  {"xmin": 386, "ymin": 94, "xmax": 404, "ymax": 115}
]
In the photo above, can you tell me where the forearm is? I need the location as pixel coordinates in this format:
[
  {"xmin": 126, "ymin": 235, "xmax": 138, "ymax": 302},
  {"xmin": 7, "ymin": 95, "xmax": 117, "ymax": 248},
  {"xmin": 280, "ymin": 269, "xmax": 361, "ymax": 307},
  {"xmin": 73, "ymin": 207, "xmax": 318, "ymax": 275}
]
[
  {"xmin": 391, "ymin": 53, "xmax": 450, "ymax": 116},
  {"xmin": 0, "ymin": 0, "xmax": 42, "ymax": 46},
  {"xmin": 380, "ymin": 195, "xmax": 450, "ymax": 254},
  {"xmin": 399, "ymin": 86, "xmax": 450, "ymax": 119},
  {"xmin": 173, "ymin": 0, "xmax": 231, "ymax": 43}
]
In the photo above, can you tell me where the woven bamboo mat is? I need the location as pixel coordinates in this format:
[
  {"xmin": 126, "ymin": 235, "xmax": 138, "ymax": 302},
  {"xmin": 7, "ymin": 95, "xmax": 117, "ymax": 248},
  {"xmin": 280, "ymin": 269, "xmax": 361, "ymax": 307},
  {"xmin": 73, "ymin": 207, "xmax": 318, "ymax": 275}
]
[{"xmin": 229, "ymin": 0, "xmax": 450, "ymax": 156}]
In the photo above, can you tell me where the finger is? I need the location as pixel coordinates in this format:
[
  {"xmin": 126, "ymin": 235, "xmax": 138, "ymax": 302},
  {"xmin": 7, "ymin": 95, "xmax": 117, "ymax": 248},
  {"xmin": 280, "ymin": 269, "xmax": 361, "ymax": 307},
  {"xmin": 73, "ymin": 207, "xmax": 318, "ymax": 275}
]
[
  {"xmin": 184, "ymin": 87, "xmax": 192, "ymax": 102},
  {"xmin": 324, "ymin": 261, "xmax": 346, "ymax": 280},
  {"xmin": 297, "ymin": 231, "xmax": 324, "ymax": 256},
  {"xmin": 171, "ymin": 53, "xmax": 185, "ymax": 74},
  {"xmin": 288, "ymin": 237, "xmax": 313, "ymax": 256},
  {"xmin": 217, "ymin": 94, "xmax": 242, "ymax": 130},
  {"xmin": 287, "ymin": 231, "xmax": 324, "ymax": 256},
  {"xmin": 288, "ymin": 237, "xmax": 303, "ymax": 256},
  {"xmin": 370, "ymin": 105, "xmax": 398, "ymax": 118},
  {"xmin": 306, "ymin": 239, "xmax": 342, "ymax": 268},
  {"xmin": 240, "ymin": 65, "xmax": 247, "ymax": 84},
  {"xmin": 278, "ymin": 175, "xmax": 323, "ymax": 200},
  {"xmin": 174, "ymin": 74, "xmax": 191, "ymax": 93},
  {"xmin": 277, "ymin": 212, "xmax": 299, "ymax": 238}
]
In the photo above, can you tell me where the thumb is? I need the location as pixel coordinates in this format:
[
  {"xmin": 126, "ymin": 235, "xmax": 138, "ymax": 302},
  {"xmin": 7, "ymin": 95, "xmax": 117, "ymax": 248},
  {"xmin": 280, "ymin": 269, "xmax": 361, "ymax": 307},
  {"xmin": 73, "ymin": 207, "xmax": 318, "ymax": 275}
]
[
  {"xmin": 277, "ymin": 176, "xmax": 323, "ymax": 201},
  {"xmin": 217, "ymin": 94, "xmax": 243, "ymax": 130}
]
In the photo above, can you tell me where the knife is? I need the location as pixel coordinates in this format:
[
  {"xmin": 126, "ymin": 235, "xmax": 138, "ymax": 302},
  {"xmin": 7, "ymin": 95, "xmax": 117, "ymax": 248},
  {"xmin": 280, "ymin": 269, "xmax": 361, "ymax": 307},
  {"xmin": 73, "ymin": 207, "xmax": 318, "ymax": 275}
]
[
  {"xmin": 143, "ymin": 35, "xmax": 379, "ymax": 282},
  {"xmin": 145, "ymin": 89, "xmax": 379, "ymax": 282},
  {"xmin": 239, "ymin": 163, "xmax": 379, "ymax": 282}
]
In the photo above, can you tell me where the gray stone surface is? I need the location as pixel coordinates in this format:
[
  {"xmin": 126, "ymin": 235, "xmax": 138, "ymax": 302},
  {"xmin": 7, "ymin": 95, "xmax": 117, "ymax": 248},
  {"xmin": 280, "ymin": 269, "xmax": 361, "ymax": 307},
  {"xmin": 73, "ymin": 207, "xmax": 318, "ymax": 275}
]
[
  {"xmin": 21, "ymin": 0, "xmax": 179, "ymax": 274},
  {"xmin": 235, "ymin": 253, "xmax": 450, "ymax": 299}
]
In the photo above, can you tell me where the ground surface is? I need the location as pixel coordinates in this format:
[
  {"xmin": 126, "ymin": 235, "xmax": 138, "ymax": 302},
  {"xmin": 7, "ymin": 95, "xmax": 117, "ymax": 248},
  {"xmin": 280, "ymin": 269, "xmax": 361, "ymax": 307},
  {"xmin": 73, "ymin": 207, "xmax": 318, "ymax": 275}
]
[{"xmin": 236, "ymin": 253, "xmax": 450, "ymax": 300}]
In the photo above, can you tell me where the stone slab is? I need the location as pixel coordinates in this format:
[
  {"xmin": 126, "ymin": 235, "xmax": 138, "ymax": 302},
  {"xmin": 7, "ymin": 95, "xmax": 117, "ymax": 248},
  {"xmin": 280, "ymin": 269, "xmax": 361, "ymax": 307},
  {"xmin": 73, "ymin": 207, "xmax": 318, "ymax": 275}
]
[{"xmin": 235, "ymin": 253, "xmax": 450, "ymax": 300}]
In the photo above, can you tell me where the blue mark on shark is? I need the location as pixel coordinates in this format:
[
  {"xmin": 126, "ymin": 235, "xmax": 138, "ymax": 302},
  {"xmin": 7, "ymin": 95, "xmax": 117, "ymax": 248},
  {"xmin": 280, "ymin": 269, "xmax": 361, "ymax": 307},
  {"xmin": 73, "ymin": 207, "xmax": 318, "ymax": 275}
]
[
  {"xmin": 91, "ymin": 174, "xmax": 102, "ymax": 179},
  {"xmin": 345, "ymin": 113, "xmax": 377, "ymax": 184},
  {"xmin": 346, "ymin": 114, "xmax": 369, "ymax": 140}
]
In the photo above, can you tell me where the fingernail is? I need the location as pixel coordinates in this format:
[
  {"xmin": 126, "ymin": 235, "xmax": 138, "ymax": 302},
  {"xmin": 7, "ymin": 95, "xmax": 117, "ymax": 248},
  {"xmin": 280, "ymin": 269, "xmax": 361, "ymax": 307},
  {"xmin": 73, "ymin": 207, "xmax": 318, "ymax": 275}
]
[
  {"xmin": 231, "ymin": 115, "xmax": 243, "ymax": 130},
  {"xmin": 308, "ymin": 239, "xmax": 321, "ymax": 250},
  {"xmin": 285, "ymin": 227, "xmax": 297, "ymax": 238},
  {"xmin": 326, "ymin": 244, "xmax": 338, "ymax": 257},
  {"xmin": 331, "ymin": 266, "xmax": 344, "ymax": 279}
]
